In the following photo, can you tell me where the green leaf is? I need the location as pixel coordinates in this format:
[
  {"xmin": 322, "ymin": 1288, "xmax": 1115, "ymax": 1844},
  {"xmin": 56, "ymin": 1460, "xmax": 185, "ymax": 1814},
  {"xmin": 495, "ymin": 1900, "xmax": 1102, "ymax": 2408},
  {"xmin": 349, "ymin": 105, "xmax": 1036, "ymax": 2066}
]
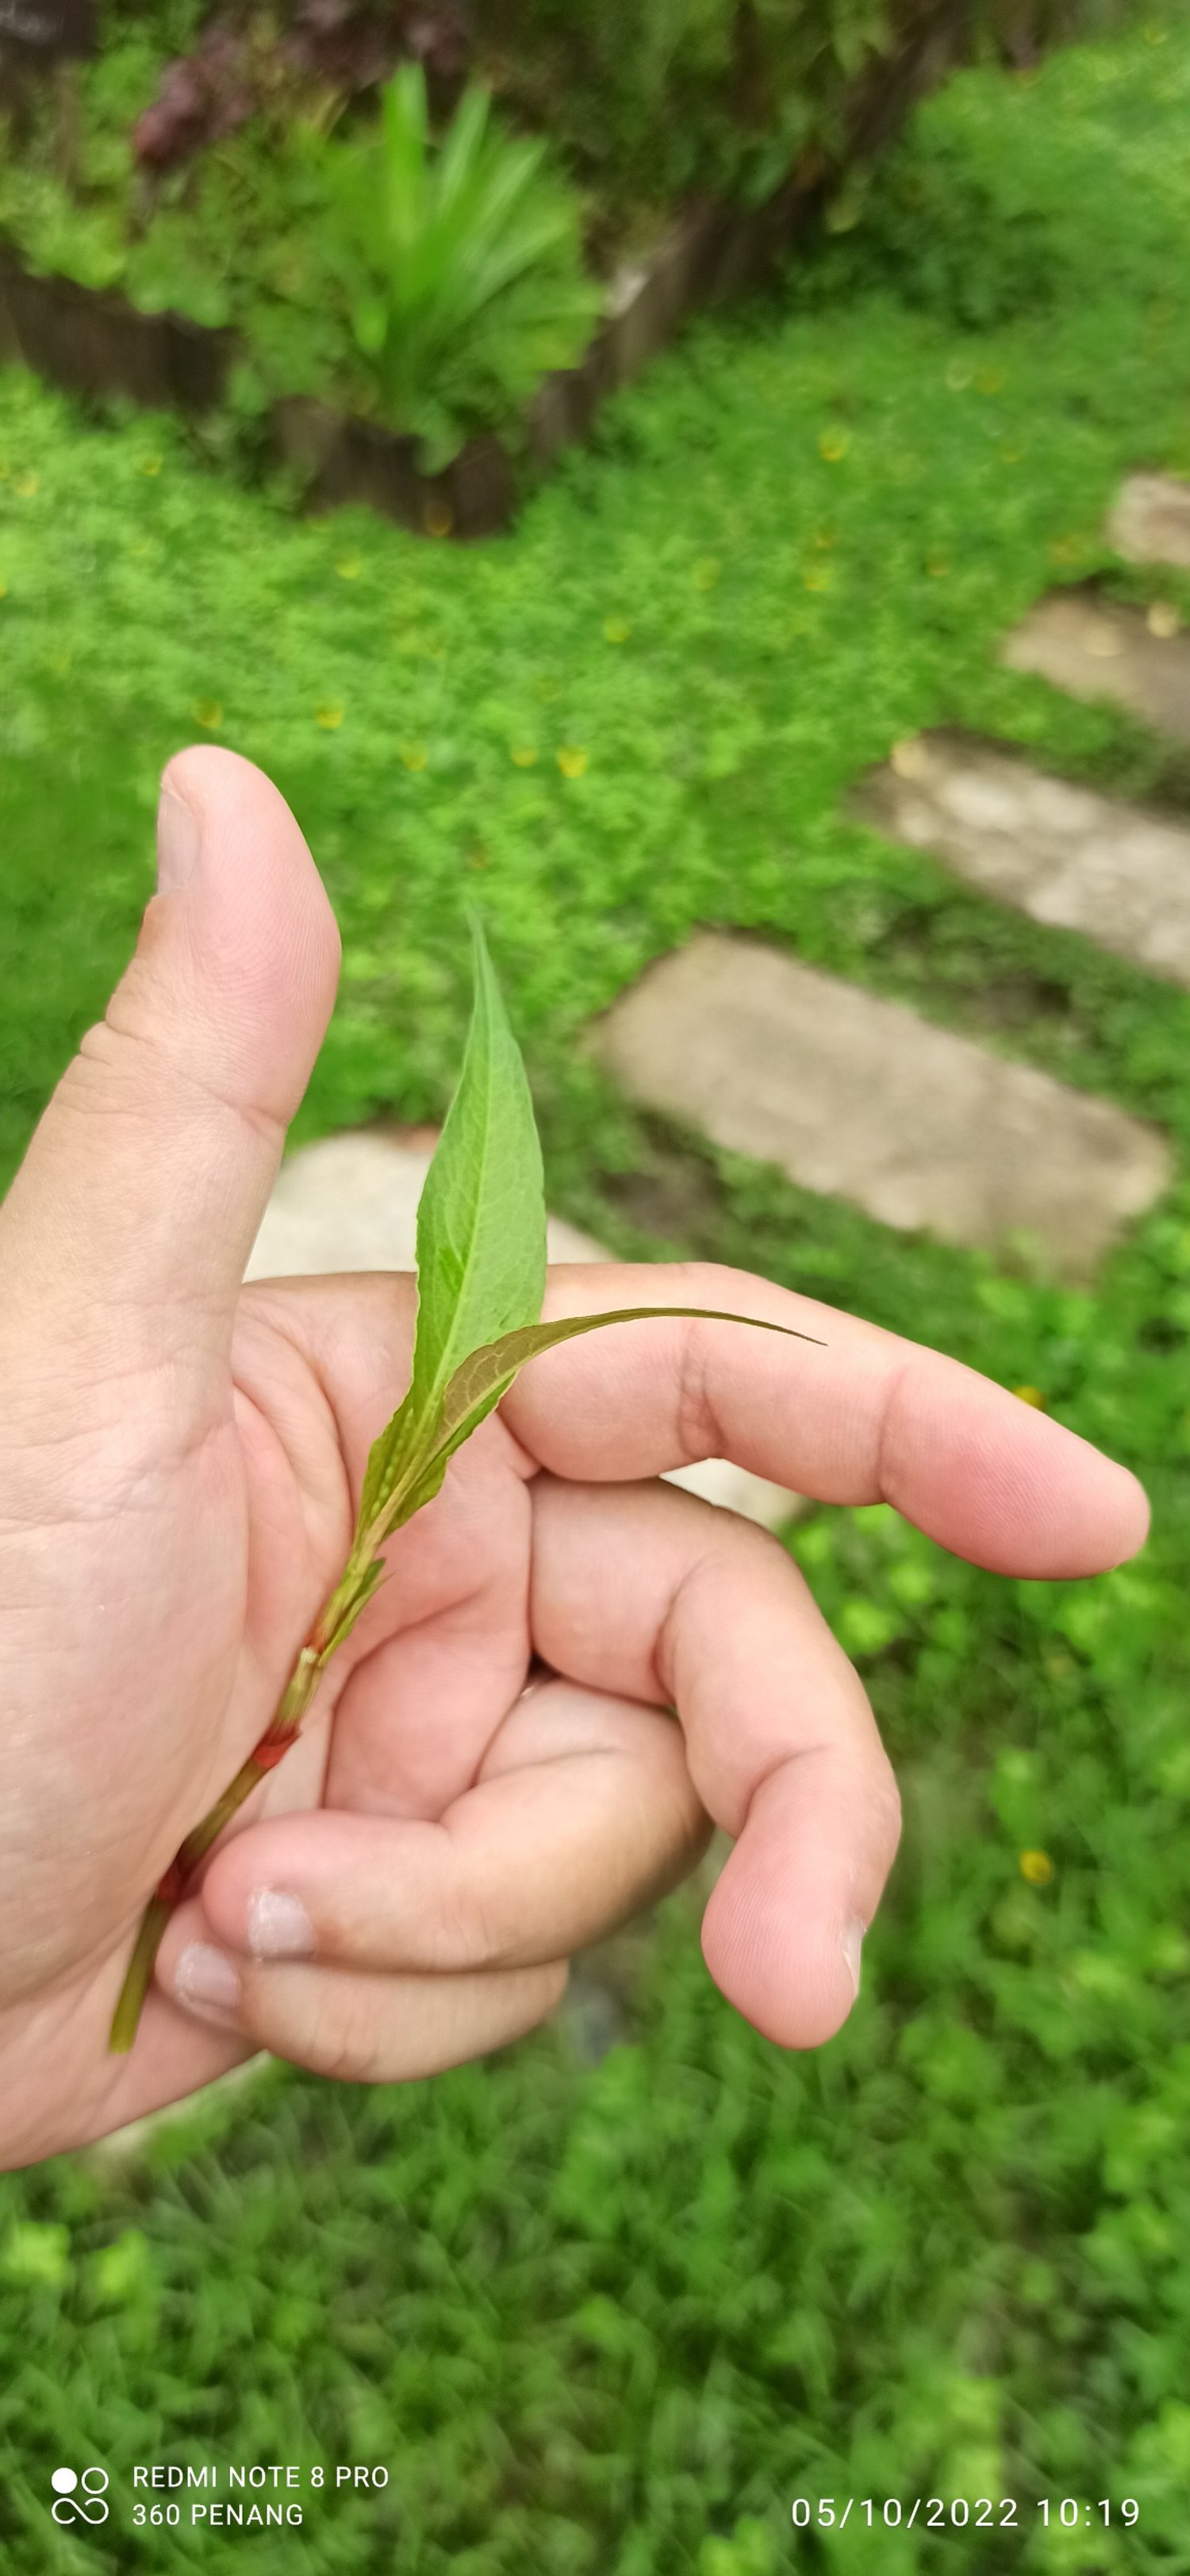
[
  {"xmin": 359, "ymin": 916, "xmax": 546, "ymax": 1528},
  {"xmin": 440, "ymin": 1306, "xmax": 818, "ymax": 1444},
  {"xmin": 350, "ymin": 293, "xmax": 389, "ymax": 356},
  {"xmin": 367, "ymin": 1303, "xmax": 823, "ymax": 1551},
  {"xmin": 355, "ymin": 923, "xmax": 824, "ymax": 1561}
]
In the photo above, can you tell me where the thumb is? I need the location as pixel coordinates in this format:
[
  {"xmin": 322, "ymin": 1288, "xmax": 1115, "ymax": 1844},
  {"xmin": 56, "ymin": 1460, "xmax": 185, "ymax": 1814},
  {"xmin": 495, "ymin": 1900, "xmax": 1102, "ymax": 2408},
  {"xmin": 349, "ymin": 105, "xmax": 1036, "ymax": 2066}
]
[{"xmin": 0, "ymin": 747, "xmax": 340, "ymax": 1433}]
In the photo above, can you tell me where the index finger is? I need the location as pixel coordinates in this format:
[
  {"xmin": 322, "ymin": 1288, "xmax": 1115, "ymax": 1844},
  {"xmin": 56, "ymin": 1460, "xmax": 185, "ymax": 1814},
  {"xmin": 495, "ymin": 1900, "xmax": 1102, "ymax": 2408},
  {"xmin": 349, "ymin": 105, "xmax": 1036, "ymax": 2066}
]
[{"xmin": 501, "ymin": 1261, "xmax": 1147, "ymax": 1578}]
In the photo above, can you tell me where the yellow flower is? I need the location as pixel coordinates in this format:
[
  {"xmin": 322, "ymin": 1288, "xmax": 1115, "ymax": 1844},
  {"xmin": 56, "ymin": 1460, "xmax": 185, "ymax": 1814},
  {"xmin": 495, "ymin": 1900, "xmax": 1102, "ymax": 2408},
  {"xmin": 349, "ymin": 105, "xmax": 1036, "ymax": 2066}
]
[
  {"xmin": 193, "ymin": 699, "xmax": 223, "ymax": 731},
  {"xmin": 927, "ymin": 551, "xmax": 950, "ymax": 578},
  {"xmin": 336, "ymin": 553, "xmax": 363, "ymax": 581},
  {"xmin": 803, "ymin": 565, "xmax": 832, "ymax": 592},
  {"xmin": 14, "ymin": 470, "xmax": 38, "ymax": 499},
  {"xmin": 139, "ymin": 455, "xmax": 163, "ymax": 478},
  {"xmin": 945, "ymin": 360, "xmax": 972, "ymax": 393},
  {"xmin": 315, "ymin": 702, "xmax": 344, "ymax": 731},
  {"xmin": 1019, "ymin": 1849, "xmax": 1054, "ymax": 1886},
  {"xmin": 423, "ymin": 498, "xmax": 454, "ymax": 539},
  {"xmin": 818, "ymin": 428, "xmax": 850, "ymax": 463},
  {"xmin": 604, "ymin": 616, "xmax": 631, "ymax": 643},
  {"xmin": 557, "ymin": 746, "xmax": 589, "ymax": 779},
  {"xmin": 693, "ymin": 558, "xmax": 720, "ymax": 590},
  {"xmin": 1012, "ymin": 1384, "xmax": 1046, "ymax": 1408},
  {"xmin": 400, "ymin": 742, "xmax": 428, "ymax": 772},
  {"xmin": 510, "ymin": 744, "xmax": 539, "ymax": 767},
  {"xmin": 1148, "ymin": 601, "xmax": 1180, "ymax": 639}
]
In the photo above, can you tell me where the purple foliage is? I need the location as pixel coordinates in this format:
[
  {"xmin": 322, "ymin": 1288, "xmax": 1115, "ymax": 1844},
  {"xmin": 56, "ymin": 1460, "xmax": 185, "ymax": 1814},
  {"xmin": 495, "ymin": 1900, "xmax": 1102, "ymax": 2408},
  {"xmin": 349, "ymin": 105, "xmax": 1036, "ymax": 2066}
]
[
  {"xmin": 132, "ymin": 25, "xmax": 255, "ymax": 166},
  {"xmin": 132, "ymin": 0, "xmax": 471, "ymax": 171}
]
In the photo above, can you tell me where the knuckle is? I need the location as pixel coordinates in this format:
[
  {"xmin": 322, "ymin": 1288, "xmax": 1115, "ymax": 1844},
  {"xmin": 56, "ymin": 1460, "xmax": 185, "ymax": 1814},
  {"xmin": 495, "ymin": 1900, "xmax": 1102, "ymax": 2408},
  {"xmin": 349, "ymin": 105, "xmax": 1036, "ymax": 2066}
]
[
  {"xmin": 674, "ymin": 1318, "xmax": 720, "ymax": 1465},
  {"xmin": 443, "ymin": 1880, "xmax": 509, "ymax": 1972},
  {"xmin": 248, "ymin": 1971, "xmax": 386, "ymax": 2084},
  {"xmin": 312, "ymin": 1987, "xmax": 391, "ymax": 2085}
]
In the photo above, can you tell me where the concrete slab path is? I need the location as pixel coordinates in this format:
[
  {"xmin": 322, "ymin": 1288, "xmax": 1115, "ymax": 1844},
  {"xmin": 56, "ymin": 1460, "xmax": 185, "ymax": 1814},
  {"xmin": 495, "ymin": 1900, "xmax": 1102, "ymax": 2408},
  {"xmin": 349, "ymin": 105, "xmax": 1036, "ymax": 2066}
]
[
  {"xmin": 592, "ymin": 932, "xmax": 1169, "ymax": 1279},
  {"xmin": 1003, "ymin": 592, "xmax": 1190, "ymax": 741},
  {"xmin": 856, "ymin": 730, "xmax": 1190, "ymax": 987}
]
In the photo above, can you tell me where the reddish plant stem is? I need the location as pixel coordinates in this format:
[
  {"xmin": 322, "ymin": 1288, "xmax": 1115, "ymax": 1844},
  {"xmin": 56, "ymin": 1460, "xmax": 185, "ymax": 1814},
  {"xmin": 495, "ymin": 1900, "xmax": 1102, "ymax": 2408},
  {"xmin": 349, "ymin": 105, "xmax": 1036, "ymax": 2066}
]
[{"xmin": 107, "ymin": 1636, "xmax": 328, "ymax": 2053}]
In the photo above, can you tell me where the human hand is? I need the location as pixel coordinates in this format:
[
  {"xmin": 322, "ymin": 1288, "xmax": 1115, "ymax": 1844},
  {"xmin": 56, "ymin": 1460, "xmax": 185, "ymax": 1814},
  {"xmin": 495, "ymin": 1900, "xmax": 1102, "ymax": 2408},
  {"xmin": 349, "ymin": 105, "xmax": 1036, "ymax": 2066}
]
[{"xmin": 0, "ymin": 751, "xmax": 1148, "ymax": 2170}]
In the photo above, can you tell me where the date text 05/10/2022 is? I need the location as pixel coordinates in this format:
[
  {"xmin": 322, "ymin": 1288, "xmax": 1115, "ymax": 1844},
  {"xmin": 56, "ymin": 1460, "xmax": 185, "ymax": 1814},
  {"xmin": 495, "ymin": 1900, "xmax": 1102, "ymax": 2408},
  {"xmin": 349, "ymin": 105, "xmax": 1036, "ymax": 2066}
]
[{"xmin": 790, "ymin": 2499, "xmax": 1140, "ymax": 2532}]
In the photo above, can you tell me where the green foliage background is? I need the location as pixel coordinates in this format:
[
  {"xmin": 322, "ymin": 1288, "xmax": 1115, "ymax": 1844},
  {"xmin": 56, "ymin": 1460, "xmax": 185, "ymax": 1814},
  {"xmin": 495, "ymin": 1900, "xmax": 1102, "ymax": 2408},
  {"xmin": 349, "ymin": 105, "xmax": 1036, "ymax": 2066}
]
[
  {"xmin": 470, "ymin": 0, "xmax": 1140, "ymax": 214},
  {"xmin": 0, "ymin": 27, "xmax": 601, "ymax": 468},
  {"xmin": 3, "ymin": 10, "xmax": 1190, "ymax": 2568}
]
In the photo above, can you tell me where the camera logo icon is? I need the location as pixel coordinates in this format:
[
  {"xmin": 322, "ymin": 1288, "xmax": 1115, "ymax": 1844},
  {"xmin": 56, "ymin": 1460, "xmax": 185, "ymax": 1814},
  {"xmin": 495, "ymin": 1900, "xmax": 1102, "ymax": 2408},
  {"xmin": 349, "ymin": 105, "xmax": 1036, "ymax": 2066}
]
[{"xmin": 51, "ymin": 2467, "xmax": 109, "ymax": 2526}]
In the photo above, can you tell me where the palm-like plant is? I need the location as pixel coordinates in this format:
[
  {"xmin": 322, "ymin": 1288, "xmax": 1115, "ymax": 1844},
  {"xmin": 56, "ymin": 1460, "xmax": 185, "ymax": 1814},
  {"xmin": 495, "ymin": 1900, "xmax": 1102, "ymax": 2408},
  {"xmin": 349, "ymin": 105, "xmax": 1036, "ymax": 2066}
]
[{"xmin": 316, "ymin": 64, "xmax": 604, "ymax": 471}]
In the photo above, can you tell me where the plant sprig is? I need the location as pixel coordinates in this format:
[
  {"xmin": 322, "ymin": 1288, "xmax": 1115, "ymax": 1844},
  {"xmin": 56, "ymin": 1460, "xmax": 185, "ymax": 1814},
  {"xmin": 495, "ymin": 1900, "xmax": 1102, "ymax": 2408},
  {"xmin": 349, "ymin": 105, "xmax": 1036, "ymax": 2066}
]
[{"xmin": 109, "ymin": 921, "xmax": 821, "ymax": 2053}]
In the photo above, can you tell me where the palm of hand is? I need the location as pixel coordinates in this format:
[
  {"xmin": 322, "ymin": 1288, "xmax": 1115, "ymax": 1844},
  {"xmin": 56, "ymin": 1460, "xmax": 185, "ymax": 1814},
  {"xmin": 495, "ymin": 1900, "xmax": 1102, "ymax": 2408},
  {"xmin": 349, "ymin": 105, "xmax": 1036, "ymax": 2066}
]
[{"xmin": 2, "ymin": 1267, "xmax": 718, "ymax": 2165}]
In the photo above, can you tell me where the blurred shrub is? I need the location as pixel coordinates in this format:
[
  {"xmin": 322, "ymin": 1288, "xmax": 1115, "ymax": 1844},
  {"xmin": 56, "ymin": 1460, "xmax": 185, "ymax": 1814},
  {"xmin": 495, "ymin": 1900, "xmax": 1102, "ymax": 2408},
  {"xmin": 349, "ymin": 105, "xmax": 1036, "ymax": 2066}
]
[
  {"xmin": 0, "ymin": 55, "xmax": 600, "ymax": 466},
  {"xmin": 790, "ymin": 6, "xmax": 1181, "ymax": 330},
  {"xmin": 810, "ymin": 133, "xmax": 1057, "ymax": 329},
  {"xmin": 468, "ymin": 0, "xmax": 1141, "ymax": 224},
  {"xmin": 307, "ymin": 63, "xmax": 602, "ymax": 469},
  {"xmin": 473, "ymin": 0, "xmax": 924, "ymax": 215}
]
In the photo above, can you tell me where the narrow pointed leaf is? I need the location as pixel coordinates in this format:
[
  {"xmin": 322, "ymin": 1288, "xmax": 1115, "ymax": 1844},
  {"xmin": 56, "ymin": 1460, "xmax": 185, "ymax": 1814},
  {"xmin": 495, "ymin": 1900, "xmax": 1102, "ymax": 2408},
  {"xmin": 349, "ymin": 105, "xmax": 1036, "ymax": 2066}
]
[
  {"xmin": 361, "ymin": 1305, "xmax": 824, "ymax": 1548},
  {"xmin": 440, "ymin": 1305, "xmax": 821, "ymax": 1442},
  {"xmin": 359, "ymin": 916, "xmax": 546, "ymax": 1525}
]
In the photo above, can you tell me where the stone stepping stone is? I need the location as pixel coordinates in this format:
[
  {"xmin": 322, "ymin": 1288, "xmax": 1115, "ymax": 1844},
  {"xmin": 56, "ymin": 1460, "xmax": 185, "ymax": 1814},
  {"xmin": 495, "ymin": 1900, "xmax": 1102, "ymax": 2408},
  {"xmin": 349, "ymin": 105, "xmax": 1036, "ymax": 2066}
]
[
  {"xmin": 591, "ymin": 934, "xmax": 1169, "ymax": 1280},
  {"xmin": 1107, "ymin": 473, "xmax": 1190, "ymax": 572},
  {"xmin": 855, "ymin": 729, "xmax": 1190, "ymax": 989},
  {"xmin": 247, "ymin": 1128, "xmax": 798, "ymax": 1530},
  {"xmin": 1003, "ymin": 592, "xmax": 1190, "ymax": 742}
]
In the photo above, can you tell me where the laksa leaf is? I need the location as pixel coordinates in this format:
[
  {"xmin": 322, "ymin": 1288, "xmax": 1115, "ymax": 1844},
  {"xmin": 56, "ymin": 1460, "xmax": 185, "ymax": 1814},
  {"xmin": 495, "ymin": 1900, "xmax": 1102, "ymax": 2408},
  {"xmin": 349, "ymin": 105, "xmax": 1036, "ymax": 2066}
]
[
  {"xmin": 360, "ymin": 914, "xmax": 547, "ymax": 1528},
  {"xmin": 367, "ymin": 1304, "xmax": 824, "ymax": 1545},
  {"xmin": 440, "ymin": 1306, "xmax": 820, "ymax": 1443}
]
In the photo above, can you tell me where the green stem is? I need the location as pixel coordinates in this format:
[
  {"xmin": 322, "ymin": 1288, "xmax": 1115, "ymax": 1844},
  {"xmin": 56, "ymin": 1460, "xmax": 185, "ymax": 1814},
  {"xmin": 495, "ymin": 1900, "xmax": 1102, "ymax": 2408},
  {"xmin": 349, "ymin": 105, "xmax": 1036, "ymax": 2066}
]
[
  {"xmin": 108, "ymin": 1442, "xmax": 513, "ymax": 2052},
  {"xmin": 107, "ymin": 1898, "xmax": 174, "ymax": 2055}
]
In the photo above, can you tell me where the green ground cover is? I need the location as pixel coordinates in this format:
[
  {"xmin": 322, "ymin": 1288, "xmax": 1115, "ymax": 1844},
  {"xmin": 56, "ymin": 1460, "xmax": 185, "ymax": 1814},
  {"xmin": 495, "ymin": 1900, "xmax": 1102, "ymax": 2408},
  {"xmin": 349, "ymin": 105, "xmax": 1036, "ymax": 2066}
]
[{"xmin": 3, "ymin": 10, "xmax": 1190, "ymax": 2568}]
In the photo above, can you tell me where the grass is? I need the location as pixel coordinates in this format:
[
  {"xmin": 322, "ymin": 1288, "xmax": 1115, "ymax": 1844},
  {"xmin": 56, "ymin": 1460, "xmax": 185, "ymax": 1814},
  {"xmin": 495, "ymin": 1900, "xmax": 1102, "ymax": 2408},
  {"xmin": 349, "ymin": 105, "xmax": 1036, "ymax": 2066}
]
[{"xmin": 3, "ymin": 10, "xmax": 1190, "ymax": 2567}]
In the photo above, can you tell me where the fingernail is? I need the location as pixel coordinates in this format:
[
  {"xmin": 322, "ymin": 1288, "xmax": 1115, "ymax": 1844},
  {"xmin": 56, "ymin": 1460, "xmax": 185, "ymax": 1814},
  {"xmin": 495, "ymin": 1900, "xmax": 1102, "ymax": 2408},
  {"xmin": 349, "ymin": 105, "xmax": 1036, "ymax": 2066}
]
[
  {"xmin": 248, "ymin": 1889, "xmax": 315, "ymax": 1961},
  {"xmin": 156, "ymin": 785, "xmax": 201, "ymax": 894},
  {"xmin": 842, "ymin": 1921, "xmax": 865, "ymax": 1998},
  {"xmin": 175, "ymin": 1941, "xmax": 240, "ymax": 2018}
]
